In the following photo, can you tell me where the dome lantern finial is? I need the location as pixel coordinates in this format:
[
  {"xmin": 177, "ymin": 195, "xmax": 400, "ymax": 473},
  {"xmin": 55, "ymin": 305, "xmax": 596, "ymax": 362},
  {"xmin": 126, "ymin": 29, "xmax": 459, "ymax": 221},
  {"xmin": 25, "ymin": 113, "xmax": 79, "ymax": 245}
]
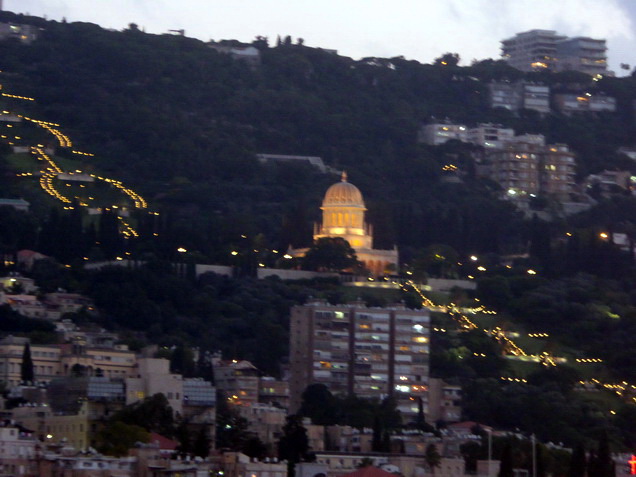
[{"xmin": 341, "ymin": 171, "xmax": 348, "ymax": 182}]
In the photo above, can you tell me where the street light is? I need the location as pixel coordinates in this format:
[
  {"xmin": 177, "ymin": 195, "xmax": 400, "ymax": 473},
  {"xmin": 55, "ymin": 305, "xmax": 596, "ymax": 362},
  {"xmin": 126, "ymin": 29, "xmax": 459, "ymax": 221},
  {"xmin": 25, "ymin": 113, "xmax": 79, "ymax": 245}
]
[
  {"xmin": 487, "ymin": 429, "xmax": 492, "ymax": 477},
  {"xmin": 177, "ymin": 247, "xmax": 187, "ymax": 253}
]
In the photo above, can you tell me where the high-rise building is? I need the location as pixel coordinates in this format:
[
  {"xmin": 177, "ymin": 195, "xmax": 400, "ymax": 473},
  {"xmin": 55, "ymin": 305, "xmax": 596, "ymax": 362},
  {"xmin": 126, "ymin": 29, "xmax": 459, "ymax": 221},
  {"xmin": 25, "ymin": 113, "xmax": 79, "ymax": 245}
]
[
  {"xmin": 289, "ymin": 299, "xmax": 430, "ymax": 420},
  {"xmin": 501, "ymin": 30, "xmax": 607, "ymax": 75},
  {"xmin": 501, "ymin": 30, "xmax": 565, "ymax": 71},
  {"xmin": 555, "ymin": 37, "xmax": 607, "ymax": 75}
]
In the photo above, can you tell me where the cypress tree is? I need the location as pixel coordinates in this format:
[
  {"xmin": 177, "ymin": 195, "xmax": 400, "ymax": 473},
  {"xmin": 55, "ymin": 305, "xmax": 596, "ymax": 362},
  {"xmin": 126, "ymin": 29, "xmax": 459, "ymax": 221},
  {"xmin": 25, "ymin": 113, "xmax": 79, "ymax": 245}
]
[
  {"xmin": 498, "ymin": 443, "xmax": 514, "ymax": 477},
  {"xmin": 20, "ymin": 342, "xmax": 34, "ymax": 383},
  {"xmin": 568, "ymin": 443, "xmax": 587, "ymax": 477}
]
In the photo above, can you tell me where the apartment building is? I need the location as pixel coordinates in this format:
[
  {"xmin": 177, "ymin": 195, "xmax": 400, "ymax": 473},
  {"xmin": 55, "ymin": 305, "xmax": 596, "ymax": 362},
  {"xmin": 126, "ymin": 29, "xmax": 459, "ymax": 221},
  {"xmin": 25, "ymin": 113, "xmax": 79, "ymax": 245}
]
[
  {"xmin": 484, "ymin": 136, "xmax": 576, "ymax": 200},
  {"xmin": 289, "ymin": 299, "xmax": 430, "ymax": 420},
  {"xmin": 554, "ymin": 93, "xmax": 617, "ymax": 113},
  {"xmin": 555, "ymin": 37, "xmax": 608, "ymax": 75},
  {"xmin": 501, "ymin": 30, "xmax": 608, "ymax": 75},
  {"xmin": 488, "ymin": 82, "xmax": 550, "ymax": 113},
  {"xmin": 467, "ymin": 124, "xmax": 514, "ymax": 149},
  {"xmin": 417, "ymin": 123, "xmax": 468, "ymax": 146},
  {"xmin": 0, "ymin": 336, "xmax": 137, "ymax": 387},
  {"xmin": 501, "ymin": 29, "xmax": 565, "ymax": 71},
  {"xmin": 213, "ymin": 359, "xmax": 261, "ymax": 407},
  {"xmin": 0, "ymin": 424, "xmax": 38, "ymax": 476},
  {"xmin": 427, "ymin": 378, "xmax": 462, "ymax": 423}
]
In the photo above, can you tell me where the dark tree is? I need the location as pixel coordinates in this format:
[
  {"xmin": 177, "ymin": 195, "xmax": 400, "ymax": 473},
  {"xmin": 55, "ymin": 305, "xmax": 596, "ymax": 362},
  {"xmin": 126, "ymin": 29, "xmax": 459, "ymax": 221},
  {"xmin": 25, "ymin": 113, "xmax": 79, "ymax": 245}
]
[
  {"xmin": 498, "ymin": 443, "xmax": 514, "ymax": 477},
  {"xmin": 568, "ymin": 443, "xmax": 586, "ymax": 477},
  {"xmin": 20, "ymin": 342, "xmax": 34, "ymax": 383},
  {"xmin": 589, "ymin": 435, "xmax": 614, "ymax": 477},
  {"xmin": 96, "ymin": 421, "xmax": 150, "ymax": 456},
  {"xmin": 434, "ymin": 52, "xmax": 460, "ymax": 67},
  {"xmin": 216, "ymin": 397, "xmax": 252, "ymax": 450},
  {"xmin": 113, "ymin": 393, "xmax": 175, "ymax": 437},
  {"xmin": 170, "ymin": 344, "xmax": 196, "ymax": 377},
  {"xmin": 278, "ymin": 415, "xmax": 310, "ymax": 477},
  {"xmin": 192, "ymin": 426, "xmax": 212, "ymax": 458},
  {"xmin": 425, "ymin": 443, "xmax": 441, "ymax": 474},
  {"xmin": 299, "ymin": 384, "xmax": 338, "ymax": 425},
  {"xmin": 302, "ymin": 237, "xmax": 360, "ymax": 272}
]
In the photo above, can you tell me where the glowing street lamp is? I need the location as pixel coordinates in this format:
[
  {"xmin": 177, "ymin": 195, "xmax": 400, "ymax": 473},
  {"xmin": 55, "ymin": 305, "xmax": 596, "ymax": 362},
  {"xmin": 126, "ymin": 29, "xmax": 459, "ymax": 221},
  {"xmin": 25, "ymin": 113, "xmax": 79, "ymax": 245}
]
[{"xmin": 177, "ymin": 247, "xmax": 187, "ymax": 253}]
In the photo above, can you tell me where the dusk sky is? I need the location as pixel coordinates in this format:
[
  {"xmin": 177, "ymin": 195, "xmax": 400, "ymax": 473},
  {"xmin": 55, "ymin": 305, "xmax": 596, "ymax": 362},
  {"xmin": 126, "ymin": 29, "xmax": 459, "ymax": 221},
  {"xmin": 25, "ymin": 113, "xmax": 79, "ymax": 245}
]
[{"xmin": 9, "ymin": 0, "xmax": 636, "ymax": 75}]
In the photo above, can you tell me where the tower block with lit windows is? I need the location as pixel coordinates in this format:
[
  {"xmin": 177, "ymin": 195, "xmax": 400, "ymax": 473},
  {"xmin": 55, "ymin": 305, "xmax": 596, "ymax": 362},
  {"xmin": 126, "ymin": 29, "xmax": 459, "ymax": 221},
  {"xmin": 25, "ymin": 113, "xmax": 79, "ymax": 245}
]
[
  {"xmin": 289, "ymin": 299, "xmax": 430, "ymax": 421},
  {"xmin": 290, "ymin": 172, "xmax": 398, "ymax": 276}
]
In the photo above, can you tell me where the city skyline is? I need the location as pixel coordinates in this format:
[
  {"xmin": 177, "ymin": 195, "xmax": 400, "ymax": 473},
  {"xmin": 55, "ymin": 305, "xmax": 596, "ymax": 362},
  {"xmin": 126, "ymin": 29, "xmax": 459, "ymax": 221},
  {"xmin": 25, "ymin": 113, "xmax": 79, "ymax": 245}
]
[{"xmin": 8, "ymin": 0, "xmax": 636, "ymax": 75}]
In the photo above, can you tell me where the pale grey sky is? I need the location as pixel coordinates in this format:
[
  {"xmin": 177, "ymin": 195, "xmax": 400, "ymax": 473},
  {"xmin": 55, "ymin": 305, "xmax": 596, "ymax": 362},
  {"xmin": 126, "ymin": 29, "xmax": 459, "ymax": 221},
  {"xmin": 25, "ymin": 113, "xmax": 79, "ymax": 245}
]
[{"xmin": 9, "ymin": 0, "xmax": 636, "ymax": 75}]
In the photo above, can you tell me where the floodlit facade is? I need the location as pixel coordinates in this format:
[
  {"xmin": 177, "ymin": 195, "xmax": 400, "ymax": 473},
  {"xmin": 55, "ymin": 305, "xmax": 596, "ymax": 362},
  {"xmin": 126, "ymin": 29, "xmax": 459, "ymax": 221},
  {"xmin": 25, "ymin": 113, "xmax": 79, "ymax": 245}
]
[
  {"xmin": 289, "ymin": 299, "xmax": 430, "ymax": 420},
  {"xmin": 288, "ymin": 173, "xmax": 399, "ymax": 276}
]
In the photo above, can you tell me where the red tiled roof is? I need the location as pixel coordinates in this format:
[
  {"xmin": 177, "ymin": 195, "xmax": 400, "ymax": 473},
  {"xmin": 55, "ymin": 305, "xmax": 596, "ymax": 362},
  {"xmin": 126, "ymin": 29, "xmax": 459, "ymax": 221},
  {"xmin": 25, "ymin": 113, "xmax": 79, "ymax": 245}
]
[{"xmin": 150, "ymin": 432, "xmax": 179, "ymax": 451}]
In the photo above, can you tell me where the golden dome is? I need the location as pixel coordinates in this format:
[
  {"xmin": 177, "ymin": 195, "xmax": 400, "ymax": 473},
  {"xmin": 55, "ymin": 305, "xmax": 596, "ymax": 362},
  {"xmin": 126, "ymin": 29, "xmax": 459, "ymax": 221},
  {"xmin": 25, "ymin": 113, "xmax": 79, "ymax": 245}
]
[{"xmin": 322, "ymin": 172, "xmax": 365, "ymax": 208}]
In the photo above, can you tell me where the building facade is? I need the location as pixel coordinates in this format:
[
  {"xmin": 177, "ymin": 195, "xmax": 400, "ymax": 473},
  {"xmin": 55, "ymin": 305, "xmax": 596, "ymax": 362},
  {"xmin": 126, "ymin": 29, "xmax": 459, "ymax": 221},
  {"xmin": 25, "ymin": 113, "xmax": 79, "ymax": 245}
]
[
  {"xmin": 555, "ymin": 37, "xmax": 607, "ymax": 75},
  {"xmin": 554, "ymin": 93, "xmax": 617, "ymax": 113},
  {"xmin": 289, "ymin": 299, "xmax": 430, "ymax": 420},
  {"xmin": 488, "ymin": 82, "xmax": 550, "ymax": 113},
  {"xmin": 501, "ymin": 29, "xmax": 565, "ymax": 71},
  {"xmin": 418, "ymin": 123, "xmax": 468, "ymax": 146},
  {"xmin": 467, "ymin": 124, "xmax": 514, "ymax": 149}
]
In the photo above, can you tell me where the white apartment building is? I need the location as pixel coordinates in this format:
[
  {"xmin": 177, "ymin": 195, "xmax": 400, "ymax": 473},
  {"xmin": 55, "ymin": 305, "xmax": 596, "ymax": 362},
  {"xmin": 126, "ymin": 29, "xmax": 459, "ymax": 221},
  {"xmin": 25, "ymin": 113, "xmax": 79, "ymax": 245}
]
[
  {"xmin": 501, "ymin": 30, "xmax": 565, "ymax": 71},
  {"xmin": 501, "ymin": 30, "xmax": 608, "ymax": 75},
  {"xmin": 488, "ymin": 82, "xmax": 550, "ymax": 113},
  {"xmin": 554, "ymin": 93, "xmax": 617, "ymax": 113},
  {"xmin": 467, "ymin": 124, "xmax": 515, "ymax": 149},
  {"xmin": 418, "ymin": 123, "xmax": 468, "ymax": 146},
  {"xmin": 555, "ymin": 37, "xmax": 608, "ymax": 75}
]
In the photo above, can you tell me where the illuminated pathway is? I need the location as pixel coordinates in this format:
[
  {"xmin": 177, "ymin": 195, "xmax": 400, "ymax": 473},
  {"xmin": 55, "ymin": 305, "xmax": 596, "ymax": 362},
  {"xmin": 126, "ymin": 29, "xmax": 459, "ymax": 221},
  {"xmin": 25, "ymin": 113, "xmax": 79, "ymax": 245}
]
[
  {"xmin": 402, "ymin": 280, "xmax": 636, "ymax": 401},
  {"xmin": 1, "ymin": 89, "xmax": 150, "ymax": 238}
]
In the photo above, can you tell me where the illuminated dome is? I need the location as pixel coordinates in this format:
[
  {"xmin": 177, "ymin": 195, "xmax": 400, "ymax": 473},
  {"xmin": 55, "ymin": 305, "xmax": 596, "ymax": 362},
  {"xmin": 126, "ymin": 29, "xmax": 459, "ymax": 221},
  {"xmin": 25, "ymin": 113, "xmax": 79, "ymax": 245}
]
[{"xmin": 322, "ymin": 172, "xmax": 365, "ymax": 208}]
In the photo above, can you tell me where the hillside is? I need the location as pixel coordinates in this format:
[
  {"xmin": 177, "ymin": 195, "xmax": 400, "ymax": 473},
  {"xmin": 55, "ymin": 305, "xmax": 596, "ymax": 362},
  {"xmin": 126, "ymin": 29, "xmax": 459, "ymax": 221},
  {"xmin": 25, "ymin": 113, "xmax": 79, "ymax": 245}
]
[
  {"xmin": 5, "ymin": 11, "xmax": 636, "ymax": 451},
  {"xmin": 3, "ymin": 11, "xmax": 636, "ymax": 262}
]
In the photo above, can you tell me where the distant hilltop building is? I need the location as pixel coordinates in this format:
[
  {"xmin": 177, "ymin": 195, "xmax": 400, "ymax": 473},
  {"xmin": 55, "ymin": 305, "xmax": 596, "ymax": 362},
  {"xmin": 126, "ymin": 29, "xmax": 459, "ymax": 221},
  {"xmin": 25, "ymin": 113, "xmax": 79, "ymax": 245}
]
[
  {"xmin": 501, "ymin": 29, "xmax": 608, "ymax": 75},
  {"xmin": 257, "ymin": 153, "xmax": 328, "ymax": 173},
  {"xmin": 288, "ymin": 173, "xmax": 399, "ymax": 276},
  {"xmin": 208, "ymin": 41, "xmax": 261, "ymax": 66}
]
